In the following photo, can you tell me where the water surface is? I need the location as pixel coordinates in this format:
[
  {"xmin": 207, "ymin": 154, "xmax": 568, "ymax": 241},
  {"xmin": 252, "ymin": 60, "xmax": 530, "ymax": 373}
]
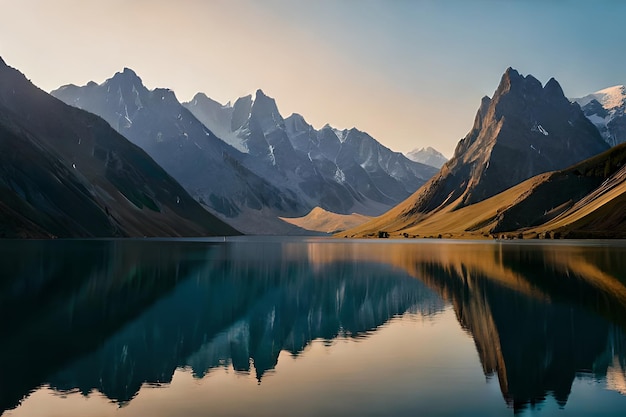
[{"xmin": 1, "ymin": 238, "xmax": 626, "ymax": 416}]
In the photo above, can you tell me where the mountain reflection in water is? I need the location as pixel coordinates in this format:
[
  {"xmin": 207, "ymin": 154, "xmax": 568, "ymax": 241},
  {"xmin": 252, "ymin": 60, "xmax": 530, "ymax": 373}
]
[{"xmin": 1, "ymin": 239, "xmax": 626, "ymax": 415}]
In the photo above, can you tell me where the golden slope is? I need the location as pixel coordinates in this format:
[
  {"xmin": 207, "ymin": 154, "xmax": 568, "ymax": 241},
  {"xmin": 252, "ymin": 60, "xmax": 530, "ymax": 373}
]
[
  {"xmin": 342, "ymin": 143, "xmax": 626, "ymax": 239},
  {"xmin": 280, "ymin": 206, "xmax": 371, "ymax": 233},
  {"xmin": 340, "ymin": 173, "xmax": 552, "ymax": 238},
  {"xmin": 531, "ymin": 165, "xmax": 626, "ymax": 237}
]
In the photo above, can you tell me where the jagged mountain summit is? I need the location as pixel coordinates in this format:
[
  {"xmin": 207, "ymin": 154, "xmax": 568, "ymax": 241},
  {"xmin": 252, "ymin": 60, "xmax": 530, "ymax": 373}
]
[
  {"xmin": 405, "ymin": 146, "xmax": 448, "ymax": 168},
  {"xmin": 53, "ymin": 73, "xmax": 437, "ymax": 234},
  {"xmin": 575, "ymin": 85, "xmax": 626, "ymax": 147},
  {"xmin": 0, "ymin": 57, "xmax": 238, "ymax": 238},
  {"xmin": 185, "ymin": 90, "xmax": 438, "ymax": 213},
  {"xmin": 52, "ymin": 70, "xmax": 311, "ymax": 234},
  {"xmin": 344, "ymin": 67, "xmax": 610, "ymax": 236}
]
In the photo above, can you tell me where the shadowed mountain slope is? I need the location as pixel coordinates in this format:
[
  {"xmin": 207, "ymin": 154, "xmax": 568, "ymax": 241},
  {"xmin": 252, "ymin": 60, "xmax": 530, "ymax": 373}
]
[
  {"xmin": 52, "ymin": 70, "xmax": 307, "ymax": 235},
  {"xmin": 405, "ymin": 146, "xmax": 448, "ymax": 168},
  {"xmin": 0, "ymin": 57, "xmax": 239, "ymax": 238}
]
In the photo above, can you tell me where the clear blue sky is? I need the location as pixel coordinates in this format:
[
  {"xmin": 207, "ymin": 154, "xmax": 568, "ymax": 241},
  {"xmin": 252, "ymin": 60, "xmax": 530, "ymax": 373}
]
[{"xmin": 1, "ymin": 0, "xmax": 625, "ymax": 156}]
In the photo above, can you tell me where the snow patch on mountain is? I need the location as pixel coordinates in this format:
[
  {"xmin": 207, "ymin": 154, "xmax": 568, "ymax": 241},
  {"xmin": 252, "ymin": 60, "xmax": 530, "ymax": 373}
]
[
  {"xmin": 574, "ymin": 85, "xmax": 626, "ymax": 146},
  {"xmin": 576, "ymin": 85, "xmax": 626, "ymax": 109},
  {"xmin": 405, "ymin": 146, "xmax": 448, "ymax": 168}
]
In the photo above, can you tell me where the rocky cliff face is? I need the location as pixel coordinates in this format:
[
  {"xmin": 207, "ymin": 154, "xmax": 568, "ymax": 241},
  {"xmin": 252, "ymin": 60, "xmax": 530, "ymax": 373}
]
[{"xmin": 400, "ymin": 68, "xmax": 608, "ymax": 217}]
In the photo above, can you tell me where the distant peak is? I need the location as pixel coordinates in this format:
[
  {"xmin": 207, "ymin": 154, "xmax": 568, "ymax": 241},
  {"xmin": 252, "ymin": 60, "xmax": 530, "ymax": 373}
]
[
  {"xmin": 543, "ymin": 77, "xmax": 566, "ymax": 99},
  {"xmin": 288, "ymin": 112, "xmax": 307, "ymax": 123},
  {"xmin": 192, "ymin": 92, "xmax": 209, "ymax": 101},
  {"xmin": 495, "ymin": 67, "xmax": 543, "ymax": 98},
  {"xmin": 254, "ymin": 89, "xmax": 279, "ymax": 110},
  {"xmin": 236, "ymin": 94, "xmax": 253, "ymax": 103},
  {"xmin": 190, "ymin": 92, "xmax": 224, "ymax": 107},
  {"xmin": 504, "ymin": 67, "xmax": 520, "ymax": 79},
  {"xmin": 112, "ymin": 67, "xmax": 143, "ymax": 84}
]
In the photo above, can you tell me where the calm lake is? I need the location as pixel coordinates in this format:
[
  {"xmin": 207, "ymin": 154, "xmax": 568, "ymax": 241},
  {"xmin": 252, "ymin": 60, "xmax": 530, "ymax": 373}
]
[{"xmin": 1, "ymin": 237, "xmax": 626, "ymax": 416}]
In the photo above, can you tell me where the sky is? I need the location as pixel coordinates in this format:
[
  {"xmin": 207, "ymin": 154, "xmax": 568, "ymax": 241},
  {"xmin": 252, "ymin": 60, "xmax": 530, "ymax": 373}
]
[{"xmin": 1, "ymin": 0, "xmax": 626, "ymax": 157}]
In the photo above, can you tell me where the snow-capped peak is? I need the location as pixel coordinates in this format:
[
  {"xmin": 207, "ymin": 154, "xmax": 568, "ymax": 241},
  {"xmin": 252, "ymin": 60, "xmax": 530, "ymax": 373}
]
[
  {"xmin": 576, "ymin": 85, "xmax": 626, "ymax": 110},
  {"xmin": 405, "ymin": 146, "xmax": 448, "ymax": 168},
  {"xmin": 574, "ymin": 85, "xmax": 626, "ymax": 147}
]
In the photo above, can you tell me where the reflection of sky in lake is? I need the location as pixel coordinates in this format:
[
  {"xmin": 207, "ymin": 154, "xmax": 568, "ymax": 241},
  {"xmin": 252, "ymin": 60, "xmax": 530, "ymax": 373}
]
[{"xmin": 2, "ymin": 238, "xmax": 626, "ymax": 416}]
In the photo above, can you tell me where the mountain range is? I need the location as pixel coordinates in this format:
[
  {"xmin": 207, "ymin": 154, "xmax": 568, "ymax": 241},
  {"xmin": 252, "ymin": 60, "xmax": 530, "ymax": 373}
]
[
  {"xmin": 343, "ymin": 68, "xmax": 623, "ymax": 238},
  {"xmin": 52, "ymin": 74, "xmax": 437, "ymax": 234},
  {"xmin": 1, "ymin": 55, "xmax": 625, "ymax": 238},
  {"xmin": 184, "ymin": 90, "xmax": 439, "ymax": 213},
  {"xmin": 0, "ymin": 57, "xmax": 238, "ymax": 238}
]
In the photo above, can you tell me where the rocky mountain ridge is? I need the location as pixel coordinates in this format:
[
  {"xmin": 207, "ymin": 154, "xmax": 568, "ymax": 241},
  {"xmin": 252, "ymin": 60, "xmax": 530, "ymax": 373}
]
[{"xmin": 53, "ymin": 72, "xmax": 437, "ymax": 234}]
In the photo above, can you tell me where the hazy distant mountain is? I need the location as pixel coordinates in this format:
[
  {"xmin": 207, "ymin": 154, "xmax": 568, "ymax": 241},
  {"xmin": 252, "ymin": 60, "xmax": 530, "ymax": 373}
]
[
  {"xmin": 53, "ymin": 73, "xmax": 438, "ymax": 233},
  {"xmin": 575, "ymin": 85, "xmax": 626, "ymax": 147},
  {"xmin": 0, "ymin": 240, "xmax": 442, "ymax": 408},
  {"xmin": 52, "ymin": 70, "xmax": 309, "ymax": 234},
  {"xmin": 405, "ymin": 146, "xmax": 447, "ymax": 168},
  {"xmin": 185, "ymin": 91, "xmax": 438, "ymax": 215},
  {"xmin": 0, "ymin": 57, "xmax": 238, "ymax": 238}
]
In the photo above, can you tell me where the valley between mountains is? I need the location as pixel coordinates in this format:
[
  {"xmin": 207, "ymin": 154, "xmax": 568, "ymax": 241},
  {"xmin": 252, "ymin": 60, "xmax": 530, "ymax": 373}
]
[{"xmin": 1, "ymin": 55, "xmax": 626, "ymax": 238}]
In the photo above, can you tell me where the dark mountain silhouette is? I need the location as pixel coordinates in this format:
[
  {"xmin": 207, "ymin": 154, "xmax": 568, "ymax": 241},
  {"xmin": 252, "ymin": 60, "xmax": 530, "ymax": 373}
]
[
  {"xmin": 53, "ymin": 73, "xmax": 436, "ymax": 233},
  {"xmin": 0, "ymin": 57, "xmax": 238, "ymax": 237}
]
